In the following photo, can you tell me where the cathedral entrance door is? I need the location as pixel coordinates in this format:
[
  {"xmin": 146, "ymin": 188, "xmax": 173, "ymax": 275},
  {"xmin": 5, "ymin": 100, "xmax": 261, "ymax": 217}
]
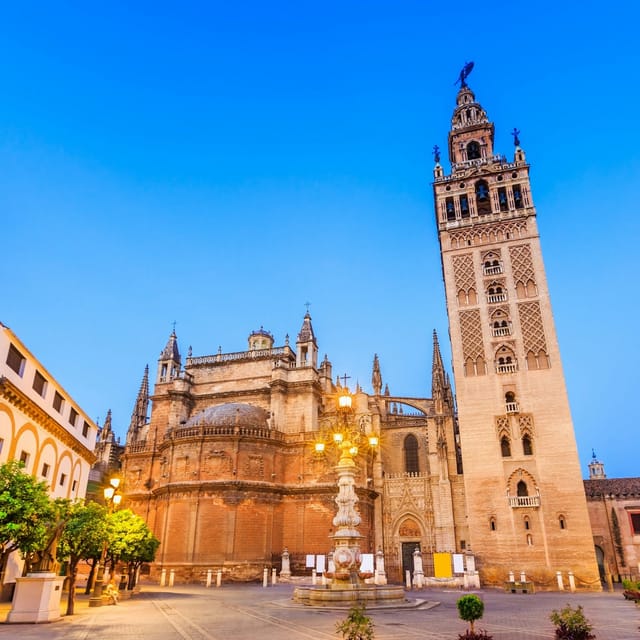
[{"xmin": 401, "ymin": 542, "xmax": 420, "ymax": 581}]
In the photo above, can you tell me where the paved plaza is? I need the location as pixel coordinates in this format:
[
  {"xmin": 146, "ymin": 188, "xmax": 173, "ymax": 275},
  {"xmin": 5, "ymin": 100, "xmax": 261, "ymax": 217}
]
[{"xmin": 0, "ymin": 583, "xmax": 637, "ymax": 640}]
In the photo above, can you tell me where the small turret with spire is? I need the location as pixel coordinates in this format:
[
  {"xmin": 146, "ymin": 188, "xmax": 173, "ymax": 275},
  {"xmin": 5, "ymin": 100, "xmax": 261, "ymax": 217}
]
[
  {"xmin": 588, "ymin": 449, "xmax": 606, "ymax": 479},
  {"xmin": 296, "ymin": 310, "xmax": 318, "ymax": 368},
  {"xmin": 157, "ymin": 327, "xmax": 181, "ymax": 385}
]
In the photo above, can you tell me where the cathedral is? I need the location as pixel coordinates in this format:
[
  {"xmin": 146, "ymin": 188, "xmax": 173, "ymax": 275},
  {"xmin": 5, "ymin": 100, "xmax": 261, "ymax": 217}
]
[{"xmin": 119, "ymin": 76, "xmax": 601, "ymax": 589}]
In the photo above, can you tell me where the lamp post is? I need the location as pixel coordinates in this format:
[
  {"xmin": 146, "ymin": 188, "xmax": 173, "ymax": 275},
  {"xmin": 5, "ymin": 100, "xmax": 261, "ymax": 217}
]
[
  {"xmin": 89, "ymin": 477, "xmax": 122, "ymax": 607},
  {"xmin": 316, "ymin": 385, "xmax": 378, "ymax": 588}
]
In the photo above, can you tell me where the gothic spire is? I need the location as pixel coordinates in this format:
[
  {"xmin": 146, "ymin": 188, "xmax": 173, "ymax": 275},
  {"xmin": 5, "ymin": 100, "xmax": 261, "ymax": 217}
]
[
  {"xmin": 372, "ymin": 354, "xmax": 382, "ymax": 396},
  {"xmin": 297, "ymin": 311, "xmax": 316, "ymax": 345},
  {"xmin": 160, "ymin": 329, "xmax": 181, "ymax": 362},
  {"xmin": 128, "ymin": 365, "xmax": 149, "ymax": 443},
  {"xmin": 432, "ymin": 329, "xmax": 446, "ymax": 398}
]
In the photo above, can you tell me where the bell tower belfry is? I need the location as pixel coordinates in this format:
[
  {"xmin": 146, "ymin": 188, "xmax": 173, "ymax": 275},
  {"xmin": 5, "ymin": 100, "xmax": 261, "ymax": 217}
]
[{"xmin": 433, "ymin": 68, "xmax": 600, "ymax": 588}]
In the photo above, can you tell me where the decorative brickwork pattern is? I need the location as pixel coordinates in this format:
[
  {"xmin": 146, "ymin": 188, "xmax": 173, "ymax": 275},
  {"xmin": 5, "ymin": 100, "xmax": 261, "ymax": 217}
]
[
  {"xmin": 517, "ymin": 302, "xmax": 547, "ymax": 354},
  {"xmin": 452, "ymin": 254, "xmax": 475, "ymax": 293},
  {"xmin": 449, "ymin": 219, "xmax": 528, "ymax": 249},
  {"xmin": 495, "ymin": 415, "xmax": 510, "ymax": 437},
  {"xmin": 509, "ymin": 244, "xmax": 535, "ymax": 285},
  {"xmin": 459, "ymin": 310, "xmax": 484, "ymax": 361},
  {"xmin": 518, "ymin": 414, "xmax": 534, "ymax": 436}
]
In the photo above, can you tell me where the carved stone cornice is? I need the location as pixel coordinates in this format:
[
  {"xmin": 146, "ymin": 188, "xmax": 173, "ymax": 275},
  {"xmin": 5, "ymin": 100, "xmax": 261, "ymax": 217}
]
[{"xmin": 0, "ymin": 376, "xmax": 97, "ymax": 463}]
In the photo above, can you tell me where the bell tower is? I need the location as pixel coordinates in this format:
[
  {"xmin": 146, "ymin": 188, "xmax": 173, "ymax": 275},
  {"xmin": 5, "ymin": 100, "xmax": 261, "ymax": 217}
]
[{"xmin": 433, "ymin": 68, "xmax": 600, "ymax": 587}]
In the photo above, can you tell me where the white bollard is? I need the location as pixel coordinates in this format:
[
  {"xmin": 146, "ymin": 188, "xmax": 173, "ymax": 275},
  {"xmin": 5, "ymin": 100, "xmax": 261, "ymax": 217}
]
[
  {"xmin": 568, "ymin": 571, "xmax": 576, "ymax": 592},
  {"xmin": 160, "ymin": 568, "xmax": 166, "ymax": 587},
  {"xmin": 206, "ymin": 570, "xmax": 212, "ymax": 588},
  {"xmin": 508, "ymin": 571, "xmax": 515, "ymax": 582},
  {"xmin": 263, "ymin": 568, "xmax": 268, "ymax": 588},
  {"xmin": 556, "ymin": 571, "xmax": 564, "ymax": 590},
  {"xmin": 169, "ymin": 569, "xmax": 175, "ymax": 587},
  {"xmin": 271, "ymin": 568, "xmax": 277, "ymax": 585},
  {"xmin": 312, "ymin": 569, "xmax": 317, "ymax": 585},
  {"xmin": 405, "ymin": 570, "xmax": 411, "ymax": 589},
  {"xmin": 520, "ymin": 571, "xmax": 526, "ymax": 583},
  {"xmin": 216, "ymin": 570, "xmax": 222, "ymax": 587}
]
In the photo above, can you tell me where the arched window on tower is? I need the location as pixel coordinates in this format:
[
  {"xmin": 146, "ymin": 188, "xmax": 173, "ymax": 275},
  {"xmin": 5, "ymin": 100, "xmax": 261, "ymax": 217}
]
[
  {"xmin": 522, "ymin": 434, "xmax": 533, "ymax": 456},
  {"xmin": 459, "ymin": 194, "xmax": 470, "ymax": 218},
  {"xmin": 467, "ymin": 141, "xmax": 481, "ymax": 160},
  {"xmin": 475, "ymin": 180, "xmax": 492, "ymax": 215},
  {"xmin": 498, "ymin": 187, "xmax": 508, "ymax": 212},
  {"xmin": 513, "ymin": 184, "xmax": 524, "ymax": 209},
  {"xmin": 505, "ymin": 392, "xmax": 518, "ymax": 414},
  {"xmin": 517, "ymin": 480, "xmax": 528, "ymax": 497},
  {"xmin": 445, "ymin": 197, "xmax": 456, "ymax": 221},
  {"xmin": 500, "ymin": 436, "xmax": 511, "ymax": 457},
  {"xmin": 404, "ymin": 434, "xmax": 420, "ymax": 474}
]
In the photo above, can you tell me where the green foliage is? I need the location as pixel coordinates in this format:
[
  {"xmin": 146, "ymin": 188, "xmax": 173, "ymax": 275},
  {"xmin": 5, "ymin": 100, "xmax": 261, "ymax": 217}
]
[
  {"xmin": 457, "ymin": 594, "xmax": 485, "ymax": 633},
  {"xmin": 622, "ymin": 579, "xmax": 640, "ymax": 591},
  {"xmin": 106, "ymin": 508, "xmax": 159, "ymax": 588},
  {"xmin": 335, "ymin": 604, "xmax": 375, "ymax": 640},
  {"xmin": 0, "ymin": 460, "xmax": 55, "ymax": 574},
  {"xmin": 458, "ymin": 632, "xmax": 493, "ymax": 640},
  {"xmin": 611, "ymin": 508, "xmax": 625, "ymax": 567},
  {"xmin": 549, "ymin": 604, "xmax": 595, "ymax": 640},
  {"xmin": 58, "ymin": 501, "xmax": 108, "ymax": 614}
]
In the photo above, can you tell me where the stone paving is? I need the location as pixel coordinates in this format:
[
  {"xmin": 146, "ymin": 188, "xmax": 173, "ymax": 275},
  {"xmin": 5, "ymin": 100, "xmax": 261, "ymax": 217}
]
[{"xmin": 0, "ymin": 583, "xmax": 637, "ymax": 639}]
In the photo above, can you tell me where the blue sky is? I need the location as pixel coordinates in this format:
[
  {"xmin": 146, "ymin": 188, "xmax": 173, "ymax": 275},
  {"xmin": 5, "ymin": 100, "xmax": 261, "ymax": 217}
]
[{"xmin": 2, "ymin": 2, "xmax": 638, "ymax": 478}]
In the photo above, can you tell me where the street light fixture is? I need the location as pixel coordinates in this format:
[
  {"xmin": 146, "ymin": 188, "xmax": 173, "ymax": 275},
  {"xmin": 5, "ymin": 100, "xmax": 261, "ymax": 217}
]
[
  {"xmin": 88, "ymin": 476, "xmax": 122, "ymax": 607},
  {"xmin": 315, "ymin": 384, "xmax": 379, "ymax": 587}
]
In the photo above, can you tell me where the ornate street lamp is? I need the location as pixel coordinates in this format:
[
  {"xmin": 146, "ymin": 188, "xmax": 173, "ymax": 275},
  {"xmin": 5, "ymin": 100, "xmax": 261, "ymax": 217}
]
[
  {"xmin": 88, "ymin": 476, "xmax": 122, "ymax": 607},
  {"xmin": 316, "ymin": 385, "xmax": 379, "ymax": 588}
]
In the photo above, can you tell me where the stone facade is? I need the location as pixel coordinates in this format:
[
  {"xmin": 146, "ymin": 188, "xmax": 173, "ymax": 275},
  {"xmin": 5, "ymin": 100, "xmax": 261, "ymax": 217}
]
[
  {"xmin": 120, "ymin": 80, "xmax": 602, "ymax": 590},
  {"xmin": 584, "ymin": 455, "xmax": 640, "ymax": 582},
  {"xmin": 122, "ymin": 322, "xmax": 460, "ymax": 584},
  {"xmin": 433, "ymin": 82, "xmax": 600, "ymax": 589}
]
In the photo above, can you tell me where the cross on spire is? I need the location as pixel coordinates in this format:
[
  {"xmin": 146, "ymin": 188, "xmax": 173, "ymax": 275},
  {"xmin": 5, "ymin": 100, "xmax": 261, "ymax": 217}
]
[
  {"xmin": 304, "ymin": 301, "xmax": 311, "ymax": 313},
  {"xmin": 340, "ymin": 373, "xmax": 351, "ymax": 387}
]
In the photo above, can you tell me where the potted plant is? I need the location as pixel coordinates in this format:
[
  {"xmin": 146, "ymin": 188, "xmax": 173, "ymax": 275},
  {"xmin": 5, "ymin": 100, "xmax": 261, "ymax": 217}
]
[
  {"xmin": 622, "ymin": 579, "xmax": 640, "ymax": 603},
  {"xmin": 336, "ymin": 603, "xmax": 374, "ymax": 640},
  {"xmin": 456, "ymin": 594, "xmax": 493, "ymax": 639},
  {"xmin": 549, "ymin": 604, "xmax": 595, "ymax": 639}
]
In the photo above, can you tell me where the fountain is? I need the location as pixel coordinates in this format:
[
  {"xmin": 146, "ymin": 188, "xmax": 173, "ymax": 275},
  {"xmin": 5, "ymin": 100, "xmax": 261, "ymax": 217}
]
[{"xmin": 293, "ymin": 387, "xmax": 406, "ymax": 606}]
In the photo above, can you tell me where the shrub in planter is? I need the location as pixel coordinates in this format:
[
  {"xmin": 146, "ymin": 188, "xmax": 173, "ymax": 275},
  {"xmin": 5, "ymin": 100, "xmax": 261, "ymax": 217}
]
[
  {"xmin": 456, "ymin": 594, "xmax": 492, "ymax": 639},
  {"xmin": 336, "ymin": 604, "xmax": 374, "ymax": 640},
  {"xmin": 549, "ymin": 604, "xmax": 595, "ymax": 640},
  {"xmin": 622, "ymin": 579, "xmax": 640, "ymax": 602}
]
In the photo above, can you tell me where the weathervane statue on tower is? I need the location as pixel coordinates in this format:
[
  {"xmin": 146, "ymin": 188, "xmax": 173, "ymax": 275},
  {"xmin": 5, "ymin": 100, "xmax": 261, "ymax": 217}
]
[{"xmin": 455, "ymin": 61, "xmax": 474, "ymax": 88}]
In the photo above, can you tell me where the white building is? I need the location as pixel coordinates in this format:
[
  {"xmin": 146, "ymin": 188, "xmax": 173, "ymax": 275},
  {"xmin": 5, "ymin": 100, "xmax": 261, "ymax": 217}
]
[{"xmin": 0, "ymin": 321, "xmax": 97, "ymax": 498}]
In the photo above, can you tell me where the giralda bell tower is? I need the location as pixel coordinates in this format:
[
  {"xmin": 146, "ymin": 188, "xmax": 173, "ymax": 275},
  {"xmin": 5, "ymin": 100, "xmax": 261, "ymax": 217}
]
[{"xmin": 432, "ymin": 66, "xmax": 600, "ymax": 588}]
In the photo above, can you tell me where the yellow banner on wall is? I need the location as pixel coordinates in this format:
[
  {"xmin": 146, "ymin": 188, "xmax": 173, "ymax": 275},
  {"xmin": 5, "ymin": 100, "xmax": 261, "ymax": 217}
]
[{"xmin": 433, "ymin": 552, "xmax": 452, "ymax": 578}]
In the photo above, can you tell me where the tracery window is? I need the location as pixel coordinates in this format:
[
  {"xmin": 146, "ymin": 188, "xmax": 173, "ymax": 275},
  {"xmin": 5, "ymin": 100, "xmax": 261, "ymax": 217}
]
[{"xmin": 404, "ymin": 434, "xmax": 419, "ymax": 474}]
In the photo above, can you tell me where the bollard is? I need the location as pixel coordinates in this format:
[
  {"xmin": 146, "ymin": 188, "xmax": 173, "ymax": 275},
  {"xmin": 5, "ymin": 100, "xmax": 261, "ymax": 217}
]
[
  {"xmin": 160, "ymin": 568, "xmax": 166, "ymax": 587},
  {"xmin": 216, "ymin": 570, "xmax": 222, "ymax": 588},
  {"xmin": 169, "ymin": 569, "xmax": 175, "ymax": 587},
  {"xmin": 520, "ymin": 571, "xmax": 526, "ymax": 583},
  {"xmin": 263, "ymin": 568, "xmax": 268, "ymax": 588},
  {"xmin": 312, "ymin": 569, "xmax": 317, "ymax": 585},
  {"xmin": 508, "ymin": 571, "xmax": 514, "ymax": 582},
  {"xmin": 568, "ymin": 571, "xmax": 576, "ymax": 592},
  {"xmin": 206, "ymin": 570, "xmax": 212, "ymax": 588},
  {"xmin": 271, "ymin": 568, "xmax": 277, "ymax": 585},
  {"xmin": 405, "ymin": 570, "xmax": 411, "ymax": 590},
  {"xmin": 556, "ymin": 571, "xmax": 564, "ymax": 590}
]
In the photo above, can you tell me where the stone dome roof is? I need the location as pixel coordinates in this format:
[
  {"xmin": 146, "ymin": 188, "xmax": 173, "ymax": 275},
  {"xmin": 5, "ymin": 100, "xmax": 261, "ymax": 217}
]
[{"xmin": 185, "ymin": 403, "xmax": 269, "ymax": 428}]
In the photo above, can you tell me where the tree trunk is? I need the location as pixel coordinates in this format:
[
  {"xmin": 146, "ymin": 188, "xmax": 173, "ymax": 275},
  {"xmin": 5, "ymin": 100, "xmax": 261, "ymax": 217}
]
[
  {"xmin": 66, "ymin": 561, "xmax": 78, "ymax": 616},
  {"xmin": 85, "ymin": 559, "xmax": 97, "ymax": 594}
]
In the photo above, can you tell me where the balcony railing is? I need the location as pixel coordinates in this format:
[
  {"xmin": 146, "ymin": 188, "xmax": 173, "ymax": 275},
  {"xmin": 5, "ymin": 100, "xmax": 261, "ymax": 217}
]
[
  {"xmin": 509, "ymin": 495, "xmax": 540, "ymax": 508},
  {"xmin": 496, "ymin": 363, "xmax": 518, "ymax": 374},
  {"xmin": 167, "ymin": 424, "xmax": 286, "ymax": 442},
  {"xmin": 487, "ymin": 293, "xmax": 507, "ymax": 303},
  {"xmin": 505, "ymin": 402, "xmax": 519, "ymax": 413},
  {"xmin": 483, "ymin": 265, "xmax": 503, "ymax": 275},
  {"xmin": 492, "ymin": 326, "xmax": 511, "ymax": 337}
]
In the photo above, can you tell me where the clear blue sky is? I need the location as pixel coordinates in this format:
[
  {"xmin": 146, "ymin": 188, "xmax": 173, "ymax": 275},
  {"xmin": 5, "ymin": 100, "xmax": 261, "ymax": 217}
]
[{"xmin": 2, "ymin": 2, "xmax": 638, "ymax": 478}]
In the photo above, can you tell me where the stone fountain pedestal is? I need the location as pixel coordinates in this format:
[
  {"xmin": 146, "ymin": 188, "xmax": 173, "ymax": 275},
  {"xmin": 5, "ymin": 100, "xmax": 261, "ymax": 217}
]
[{"xmin": 7, "ymin": 572, "xmax": 65, "ymax": 623}]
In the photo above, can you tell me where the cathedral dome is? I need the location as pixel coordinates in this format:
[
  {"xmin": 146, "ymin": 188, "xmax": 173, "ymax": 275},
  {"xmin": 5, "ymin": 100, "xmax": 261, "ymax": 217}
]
[{"xmin": 185, "ymin": 403, "xmax": 269, "ymax": 428}]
